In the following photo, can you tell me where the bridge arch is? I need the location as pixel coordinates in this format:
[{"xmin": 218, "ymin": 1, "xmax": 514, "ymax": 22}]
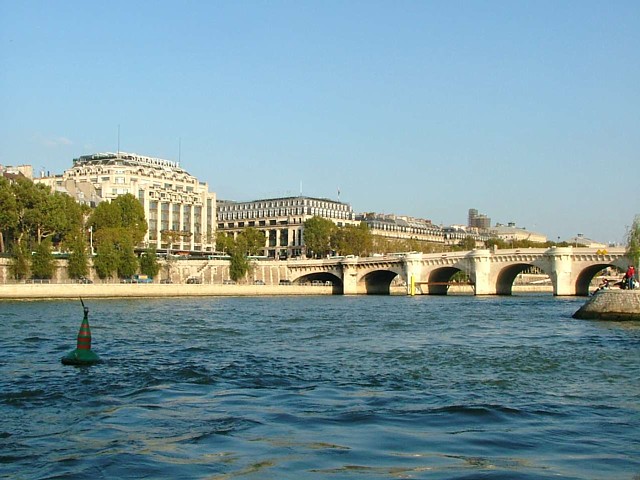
[
  {"xmin": 294, "ymin": 272, "xmax": 343, "ymax": 294},
  {"xmin": 574, "ymin": 263, "xmax": 622, "ymax": 296},
  {"xmin": 360, "ymin": 269, "xmax": 401, "ymax": 295},
  {"xmin": 428, "ymin": 266, "xmax": 463, "ymax": 295},
  {"xmin": 494, "ymin": 263, "xmax": 551, "ymax": 295}
]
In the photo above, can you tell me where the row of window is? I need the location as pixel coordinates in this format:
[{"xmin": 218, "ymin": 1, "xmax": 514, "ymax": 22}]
[
  {"xmin": 219, "ymin": 198, "xmax": 349, "ymax": 212},
  {"xmin": 368, "ymin": 221, "xmax": 444, "ymax": 235},
  {"xmin": 73, "ymin": 166, "xmax": 197, "ymax": 185},
  {"xmin": 218, "ymin": 208, "xmax": 354, "ymax": 221}
]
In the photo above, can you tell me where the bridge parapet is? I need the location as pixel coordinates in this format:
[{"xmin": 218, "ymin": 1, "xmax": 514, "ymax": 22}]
[{"xmin": 281, "ymin": 247, "xmax": 629, "ymax": 296}]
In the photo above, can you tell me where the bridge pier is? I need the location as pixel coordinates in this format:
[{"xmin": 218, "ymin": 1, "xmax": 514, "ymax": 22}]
[
  {"xmin": 467, "ymin": 249, "xmax": 493, "ymax": 295},
  {"xmin": 548, "ymin": 247, "xmax": 575, "ymax": 296},
  {"xmin": 403, "ymin": 253, "xmax": 423, "ymax": 295},
  {"xmin": 341, "ymin": 258, "xmax": 359, "ymax": 295}
]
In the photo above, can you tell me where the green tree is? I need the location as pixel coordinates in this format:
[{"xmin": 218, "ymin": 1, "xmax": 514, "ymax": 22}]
[
  {"xmin": 229, "ymin": 250, "xmax": 250, "ymax": 282},
  {"xmin": 236, "ymin": 227, "xmax": 265, "ymax": 255},
  {"xmin": 9, "ymin": 239, "xmax": 30, "ymax": 280},
  {"xmin": 0, "ymin": 177, "xmax": 18, "ymax": 253},
  {"xmin": 90, "ymin": 193, "xmax": 147, "ymax": 245},
  {"xmin": 116, "ymin": 236, "xmax": 139, "ymax": 279},
  {"xmin": 456, "ymin": 236, "xmax": 477, "ymax": 251},
  {"xmin": 140, "ymin": 247, "xmax": 161, "ymax": 278},
  {"xmin": 215, "ymin": 231, "xmax": 235, "ymax": 254},
  {"xmin": 67, "ymin": 231, "xmax": 89, "ymax": 279},
  {"xmin": 93, "ymin": 241, "xmax": 119, "ymax": 280},
  {"xmin": 333, "ymin": 223, "xmax": 373, "ymax": 256},
  {"xmin": 90, "ymin": 194, "xmax": 147, "ymax": 280},
  {"xmin": 626, "ymin": 214, "xmax": 640, "ymax": 268},
  {"xmin": 16, "ymin": 182, "xmax": 79, "ymax": 245},
  {"xmin": 303, "ymin": 216, "xmax": 336, "ymax": 258},
  {"xmin": 224, "ymin": 228, "xmax": 264, "ymax": 282},
  {"xmin": 31, "ymin": 238, "xmax": 55, "ymax": 279},
  {"xmin": 0, "ymin": 177, "xmax": 84, "ymax": 253}
]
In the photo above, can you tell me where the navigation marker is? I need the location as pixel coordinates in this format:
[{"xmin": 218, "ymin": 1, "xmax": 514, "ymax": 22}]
[{"xmin": 61, "ymin": 298, "xmax": 102, "ymax": 366}]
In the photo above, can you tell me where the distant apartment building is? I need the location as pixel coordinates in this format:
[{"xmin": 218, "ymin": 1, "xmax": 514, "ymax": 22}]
[
  {"xmin": 1, "ymin": 164, "xmax": 33, "ymax": 180},
  {"xmin": 358, "ymin": 213, "xmax": 445, "ymax": 243},
  {"xmin": 468, "ymin": 208, "xmax": 491, "ymax": 230},
  {"xmin": 36, "ymin": 152, "xmax": 216, "ymax": 252},
  {"xmin": 217, "ymin": 196, "xmax": 358, "ymax": 258},
  {"xmin": 490, "ymin": 223, "xmax": 547, "ymax": 244}
]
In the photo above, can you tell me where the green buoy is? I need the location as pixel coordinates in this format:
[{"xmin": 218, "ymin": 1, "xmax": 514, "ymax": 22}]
[{"xmin": 61, "ymin": 299, "xmax": 102, "ymax": 366}]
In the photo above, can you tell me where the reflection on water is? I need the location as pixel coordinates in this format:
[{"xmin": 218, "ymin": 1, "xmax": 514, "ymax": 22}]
[{"xmin": 0, "ymin": 295, "xmax": 639, "ymax": 479}]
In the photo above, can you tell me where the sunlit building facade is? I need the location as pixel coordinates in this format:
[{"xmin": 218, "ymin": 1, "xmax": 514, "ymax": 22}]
[
  {"xmin": 217, "ymin": 196, "xmax": 358, "ymax": 258},
  {"xmin": 37, "ymin": 152, "xmax": 216, "ymax": 252}
]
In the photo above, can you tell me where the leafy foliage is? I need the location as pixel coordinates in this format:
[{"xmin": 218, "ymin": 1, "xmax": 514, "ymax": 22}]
[
  {"xmin": 229, "ymin": 251, "xmax": 250, "ymax": 282},
  {"xmin": 303, "ymin": 217, "xmax": 336, "ymax": 258},
  {"xmin": 224, "ymin": 228, "xmax": 264, "ymax": 281},
  {"xmin": 67, "ymin": 232, "xmax": 89, "ymax": 279},
  {"xmin": 215, "ymin": 231, "xmax": 234, "ymax": 253},
  {"xmin": 332, "ymin": 223, "xmax": 373, "ymax": 256},
  {"xmin": 93, "ymin": 241, "xmax": 119, "ymax": 279},
  {"xmin": 626, "ymin": 214, "xmax": 640, "ymax": 267},
  {"xmin": 140, "ymin": 247, "xmax": 161, "ymax": 278},
  {"xmin": 117, "ymin": 236, "xmax": 139, "ymax": 279},
  {"xmin": 0, "ymin": 176, "xmax": 85, "ymax": 253},
  {"xmin": 8, "ymin": 239, "xmax": 30, "ymax": 280},
  {"xmin": 90, "ymin": 194, "xmax": 146, "ymax": 279},
  {"xmin": 31, "ymin": 238, "xmax": 55, "ymax": 279},
  {"xmin": 236, "ymin": 227, "xmax": 265, "ymax": 256},
  {"xmin": 0, "ymin": 177, "xmax": 18, "ymax": 253}
]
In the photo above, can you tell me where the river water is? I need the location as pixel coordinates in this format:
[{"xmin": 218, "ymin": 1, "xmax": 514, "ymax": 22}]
[{"xmin": 0, "ymin": 295, "xmax": 638, "ymax": 479}]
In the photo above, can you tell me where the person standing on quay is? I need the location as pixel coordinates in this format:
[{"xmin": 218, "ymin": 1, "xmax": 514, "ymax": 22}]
[{"xmin": 626, "ymin": 265, "xmax": 636, "ymax": 290}]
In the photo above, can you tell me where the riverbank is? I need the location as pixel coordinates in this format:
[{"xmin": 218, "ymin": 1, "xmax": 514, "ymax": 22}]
[
  {"xmin": 0, "ymin": 283, "xmax": 336, "ymax": 299},
  {"xmin": 0, "ymin": 283, "xmax": 554, "ymax": 299},
  {"xmin": 573, "ymin": 289, "xmax": 640, "ymax": 320}
]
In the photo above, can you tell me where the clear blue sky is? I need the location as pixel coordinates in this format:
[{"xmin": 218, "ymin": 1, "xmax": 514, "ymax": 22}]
[{"xmin": 1, "ymin": 0, "xmax": 638, "ymax": 244}]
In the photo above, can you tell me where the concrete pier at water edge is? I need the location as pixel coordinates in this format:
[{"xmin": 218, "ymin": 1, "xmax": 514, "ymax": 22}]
[{"xmin": 573, "ymin": 290, "xmax": 640, "ymax": 321}]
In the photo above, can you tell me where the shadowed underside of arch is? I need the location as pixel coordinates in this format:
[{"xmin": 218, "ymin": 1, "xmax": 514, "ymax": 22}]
[
  {"xmin": 294, "ymin": 273, "xmax": 343, "ymax": 294},
  {"xmin": 495, "ymin": 264, "xmax": 539, "ymax": 295},
  {"xmin": 428, "ymin": 267, "xmax": 462, "ymax": 295},
  {"xmin": 575, "ymin": 263, "xmax": 618, "ymax": 296},
  {"xmin": 361, "ymin": 270, "xmax": 399, "ymax": 295}
]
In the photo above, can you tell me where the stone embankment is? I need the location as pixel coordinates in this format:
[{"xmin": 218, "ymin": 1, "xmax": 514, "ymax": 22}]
[
  {"xmin": 0, "ymin": 283, "xmax": 335, "ymax": 300},
  {"xmin": 573, "ymin": 290, "xmax": 640, "ymax": 321}
]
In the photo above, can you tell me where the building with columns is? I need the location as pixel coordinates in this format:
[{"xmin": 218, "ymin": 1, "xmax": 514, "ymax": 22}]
[
  {"xmin": 36, "ymin": 152, "xmax": 216, "ymax": 252},
  {"xmin": 217, "ymin": 196, "xmax": 358, "ymax": 258}
]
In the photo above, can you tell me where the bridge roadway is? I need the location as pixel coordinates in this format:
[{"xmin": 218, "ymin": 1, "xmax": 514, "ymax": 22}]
[{"xmin": 284, "ymin": 247, "xmax": 629, "ymax": 296}]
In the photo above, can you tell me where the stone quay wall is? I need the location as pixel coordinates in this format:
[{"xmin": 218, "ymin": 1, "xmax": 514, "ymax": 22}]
[
  {"xmin": 573, "ymin": 290, "xmax": 640, "ymax": 321},
  {"xmin": 0, "ymin": 283, "xmax": 334, "ymax": 300}
]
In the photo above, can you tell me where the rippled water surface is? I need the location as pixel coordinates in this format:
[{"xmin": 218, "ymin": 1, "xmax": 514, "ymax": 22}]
[{"xmin": 1, "ymin": 295, "xmax": 639, "ymax": 479}]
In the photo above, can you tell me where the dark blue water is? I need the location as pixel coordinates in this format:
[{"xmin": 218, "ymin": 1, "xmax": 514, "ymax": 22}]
[{"xmin": 1, "ymin": 295, "xmax": 639, "ymax": 479}]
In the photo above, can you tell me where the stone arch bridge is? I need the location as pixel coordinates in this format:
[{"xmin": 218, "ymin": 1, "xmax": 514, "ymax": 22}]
[{"xmin": 284, "ymin": 247, "xmax": 629, "ymax": 296}]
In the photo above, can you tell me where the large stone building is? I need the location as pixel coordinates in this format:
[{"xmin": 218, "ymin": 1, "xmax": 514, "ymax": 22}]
[
  {"xmin": 217, "ymin": 196, "xmax": 358, "ymax": 258},
  {"xmin": 358, "ymin": 213, "xmax": 445, "ymax": 243},
  {"xmin": 489, "ymin": 223, "xmax": 547, "ymax": 244},
  {"xmin": 36, "ymin": 152, "xmax": 216, "ymax": 252}
]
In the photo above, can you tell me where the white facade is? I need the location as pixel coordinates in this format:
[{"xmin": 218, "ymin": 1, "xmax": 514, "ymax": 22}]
[
  {"xmin": 37, "ymin": 152, "xmax": 216, "ymax": 252},
  {"xmin": 490, "ymin": 224, "xmax": 547, "ymax": 244},
  {"xmin": 217, "ymin": 196, "xmax": 358, "ymax": 258}
]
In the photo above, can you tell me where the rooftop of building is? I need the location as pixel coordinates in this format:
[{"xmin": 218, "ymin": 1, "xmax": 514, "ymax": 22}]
[
  {"xmin": 218, "ymin": 195, "xmax": 350, "ymax": 206},
  {"xmin": 358, "ymin": 212, "xmax": 439, "ymax": 230},
  {"xmin": 73, "ymin": 152, "xmax": 188, "ymax": 175}
]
